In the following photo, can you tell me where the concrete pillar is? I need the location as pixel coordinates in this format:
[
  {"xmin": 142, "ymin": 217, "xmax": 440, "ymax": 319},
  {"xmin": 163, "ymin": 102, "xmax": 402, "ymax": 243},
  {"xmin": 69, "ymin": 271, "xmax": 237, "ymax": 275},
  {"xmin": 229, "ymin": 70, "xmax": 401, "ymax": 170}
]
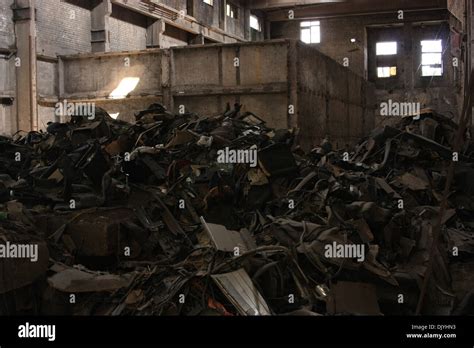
[
  {"xmin": 403, "ymin": 23, "xmax": 414, "ymax": 98},
  {"xmin": 146, "ymin": 19, "xmax": 165, "ymax": 48},
  {"xmin": 466, "ymin": 0, "xmax": 473, "ymax": 125},
  {"xmin": 162, "ymin": 49, "xmax": 173, "ymax": 111},
  {"xmin": 13, "ymin": 0, "xmax": 37, "ymax": 132},
  {"xmin": 220, "ymin": 0, "xmax": 227, "ymax": 31},
  {"xmin": 186, "ymin": 0, "xmax": 194, "ymax": 17},
  {"xmin": 91, "ymin": 0, "xmax": 112, "ymax": 53},
  {"xmin": 57, "ymin": 57, "xmax": 66, "ymax": 123},
  {"xmin": 265, "ymin": 18, "xmax": 271, "ymax": 40},
  {"xmin": 244, "ymin": 8, "xmax": 251, "ymax": 41}
]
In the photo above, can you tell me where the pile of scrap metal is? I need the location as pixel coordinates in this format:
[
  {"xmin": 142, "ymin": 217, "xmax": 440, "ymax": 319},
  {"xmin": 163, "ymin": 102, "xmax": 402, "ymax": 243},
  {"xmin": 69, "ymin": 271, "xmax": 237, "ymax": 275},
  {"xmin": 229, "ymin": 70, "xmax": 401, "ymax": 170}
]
[{"xmin": 0, "ymin": 105, "xmax": 473, "ymax": 316}]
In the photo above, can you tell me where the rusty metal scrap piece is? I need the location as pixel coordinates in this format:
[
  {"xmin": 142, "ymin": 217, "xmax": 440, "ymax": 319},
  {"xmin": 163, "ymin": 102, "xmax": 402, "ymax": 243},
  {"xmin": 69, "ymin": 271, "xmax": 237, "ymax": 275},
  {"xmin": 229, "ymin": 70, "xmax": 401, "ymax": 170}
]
[
  {"xmin": 392, "ymin": 172, "xmax": 430, "ymax": 191},
  {"xmin": 201, "ymin": 217, "xmax": 257, "ymax": 253},
  {"xmin": 212, "ymin": 269, "xmax": 271, "ymax": 316},
  {"xmin": 48, "ymin": 265, "xmax": 134, "ymax": 293}
]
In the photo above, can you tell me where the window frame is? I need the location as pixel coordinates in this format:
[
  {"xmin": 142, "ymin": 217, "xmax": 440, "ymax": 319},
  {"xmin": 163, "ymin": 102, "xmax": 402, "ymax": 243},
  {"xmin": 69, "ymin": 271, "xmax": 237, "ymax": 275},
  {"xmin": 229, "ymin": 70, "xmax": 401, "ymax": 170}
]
[
  {"xmin": 420, "ymin": 39, "xmax": 443, "ymax": 77},
  {"xmin": 250, "ymin": 14, "xmax": 261, "ymax": 31},
  {"xmin": 226, "ymin": 3, "xmax": 238, "ymax": 19},
  {"xmin": 300, "ymin": 21, "xmax": 321, "ymax": 44},
  {"xmin": 375, "ymin": 41, "xmax": 398, "ymax": 79},
  {"xmin": 376, "ymin": 41, "xmax": 398, "ymax": 56},
  {"xmin": 377, "ymin": 66, "xmax": 397, "ymax": 79},
  {"xmin": 367, "ymin": 27, "xmax": 403, "ymax": 88}
]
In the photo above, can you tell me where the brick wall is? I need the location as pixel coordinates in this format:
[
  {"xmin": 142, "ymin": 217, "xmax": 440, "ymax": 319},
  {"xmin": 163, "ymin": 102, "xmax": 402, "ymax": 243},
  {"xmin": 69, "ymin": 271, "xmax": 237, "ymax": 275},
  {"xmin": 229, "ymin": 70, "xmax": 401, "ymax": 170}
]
[
  {"xmin": 0, "ymin": 5, "xmax": 15, "ymax": 96},
  {"xmin": 0, "ymin": 58, "xmax": 15, "ymax": 94},
  {"xmin": 109, "ymin": 5, "xmax": 147, "ymax": 52},
  {"xmin": 109, "ymin": 18, "xmax": 147, "ymax": 52},
  {"xmin": 0, "ymin": 0, "xmax": 14, "ymax": 48},
  {"xmin": 36, "ymin": 0, "xmax": 92, "ymax": 56},
  {"xmin": 0, "ymin": 59, "xmax": 15, "ymax": 135},
  {"xmin": 0, "ymin": 0, "xmax": 15, "ymax": 135}
]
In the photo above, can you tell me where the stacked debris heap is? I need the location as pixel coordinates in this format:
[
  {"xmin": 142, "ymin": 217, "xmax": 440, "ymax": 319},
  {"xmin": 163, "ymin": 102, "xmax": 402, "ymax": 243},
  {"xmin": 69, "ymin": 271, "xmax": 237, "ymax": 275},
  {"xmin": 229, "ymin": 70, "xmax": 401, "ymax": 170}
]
[{"xmin": 0, "ymin": 104, "xmax": 473, "ymax": 316}]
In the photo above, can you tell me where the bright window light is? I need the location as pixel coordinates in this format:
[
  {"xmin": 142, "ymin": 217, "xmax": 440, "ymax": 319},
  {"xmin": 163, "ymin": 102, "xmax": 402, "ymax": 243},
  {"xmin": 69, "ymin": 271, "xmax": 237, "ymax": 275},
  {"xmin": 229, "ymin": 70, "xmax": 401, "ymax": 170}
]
[
  {"xmin": 203, "ymin": 0, "xmax": 213, "ymax": 6},
  {"xmin": 250, "ymin": 15, "xmax": 261, "ymax": 31},
  {"xmin": 300, "ymin": 21, "xmax": 320, "ymax": 44},
  {"xmin": 226, "ymin": 3, "xmax": 238, "ymax": 18},
  {"xmin": 377, "ymin": 66, "xmax": 397, "ymax": 78},
  {"xmin": 421, "ymin": 40, "xmax": 442, "ymax": 52},
  {"xmin": 421, "ymin": 40, "xmax": 443, "ymax": 76},
  {"xmin": 109, "ymin": 77, "xmax": 140, "ymax": 100},
  {"xmin": 376, "ymin": 42, "xmax": 397, "ymax": 55}
]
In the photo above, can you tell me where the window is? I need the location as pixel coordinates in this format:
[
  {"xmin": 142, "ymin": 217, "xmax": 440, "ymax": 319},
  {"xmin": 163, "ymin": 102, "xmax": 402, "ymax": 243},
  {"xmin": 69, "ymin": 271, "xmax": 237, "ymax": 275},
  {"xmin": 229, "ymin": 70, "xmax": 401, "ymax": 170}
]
[
  {"xmin": 250, "ymin": 15, "xmax": 261, "ymax": 31},
  {"xmin": 226, "ymin": 3, "xmax": 238, "ymax": 19},
  {"xmin": 376, "ymin": 42, "xmax": 397, "ymax": 55},
  {"xmin": 421, "ymin": 40, "xmax": 443, "ymax": 77},
  {"xmin": 203, "ymin": 0, "xmax": 213, "ymax": 6},
  {"xmin": 377, "ymin": 67, "xmax": 397, "ymax": 78},
  {"xmin": 300, "ymin": 21, "xmax": 320, "ymax": 44},
  {"xmin": 376, "ymin": 41, "xmax": 397, "ymax": 78}
]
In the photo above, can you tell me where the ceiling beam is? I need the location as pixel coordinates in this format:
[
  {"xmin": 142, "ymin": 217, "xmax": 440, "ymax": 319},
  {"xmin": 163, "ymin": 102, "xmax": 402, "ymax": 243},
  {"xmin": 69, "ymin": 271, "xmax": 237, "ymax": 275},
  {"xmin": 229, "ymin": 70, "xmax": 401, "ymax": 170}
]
[
  {"xmin": 248, "ymin": 0, "xmax": 345, "ymax": 10},
  {"xmin": 263, "ymin": 0, "xmax": 448, "ymax": 21}
]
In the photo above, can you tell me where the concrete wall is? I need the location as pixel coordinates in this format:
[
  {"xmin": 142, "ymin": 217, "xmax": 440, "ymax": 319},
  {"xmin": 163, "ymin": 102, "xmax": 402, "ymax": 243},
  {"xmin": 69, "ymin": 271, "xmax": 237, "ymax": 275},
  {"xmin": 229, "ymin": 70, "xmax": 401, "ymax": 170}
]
[
  {"xmin": 37, "ymin": 60, "xmax": 58, "ymax": 99},
  {"xmin": 272, "ymin": 16, "xmax": 367, "ymax": 78},
  {"xmin": 0, "ymin": 59, "xmax": 14, "ymax": 95},
  {"xmin": 36, "ymin": 0, "xmax": 92, "ymax": 56},
  {"xmin": 62, "ymin": 50, "xmax": 163, "ymax": 99},
  {"xmin": 0, "ymin": 103, "xmax": 14, "ymax": 136},
  {"xmin": 171, "ymin": 41, "xmax": 290, "ymax": 128},
  {"xmin": 159, "ymin": 0, "xmax": 188, "ymax": 12},
  {"xmin": 271, "ymin": 10, "xmax": 465, "ymax": 123},
  {"xmin": 0, "ymin": 0, "xmax": 15, "ymax": 135},
  {"xmin": 60, "ymin": 49, "xmax": 166, "ymax": 121},
  {"xmin": 0, "ymin": 0, "xmax": 267, "ymax": 136},
  {"xmin": 0, "ymin": 0, "xmax": 15, "ymax": 97},
  {"xmin": 296, "ymin": 42, "xmax": 375, "ymax": 149},
  {"xmin": 371, "ymin": 22, "xmax": 462, "ymax": 123},
  {"xmin": 58, "ymin": 40, "xmax": 375, "ymax": 148},
  {"xmin": 38, "ymin": 105, "xmax": 56, "ymax": 131},
  {"xmin": 32, "ymin": 0, "xmax": 257, "ymax": 55},
  {"xmin": 0, "ymin": 58, "xmax": 15, "ymax": 135},
  {"xmin": 226, "ymin": 5, "xmax": 246, "ymax": 39},
  {"xmin": 162, "ymin": 24, "xmax": 188, "ymax": 48},
  {"xmin": 192, "ymin": 0, "xmax": 222, "ymax": 29},
  {"xmin": 92, "ymin": 97, "xmax": 163, "ymax": 121},
  {"xmin": 187, "ymin": 0, "xmax": 261, "ymax": 41}
]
